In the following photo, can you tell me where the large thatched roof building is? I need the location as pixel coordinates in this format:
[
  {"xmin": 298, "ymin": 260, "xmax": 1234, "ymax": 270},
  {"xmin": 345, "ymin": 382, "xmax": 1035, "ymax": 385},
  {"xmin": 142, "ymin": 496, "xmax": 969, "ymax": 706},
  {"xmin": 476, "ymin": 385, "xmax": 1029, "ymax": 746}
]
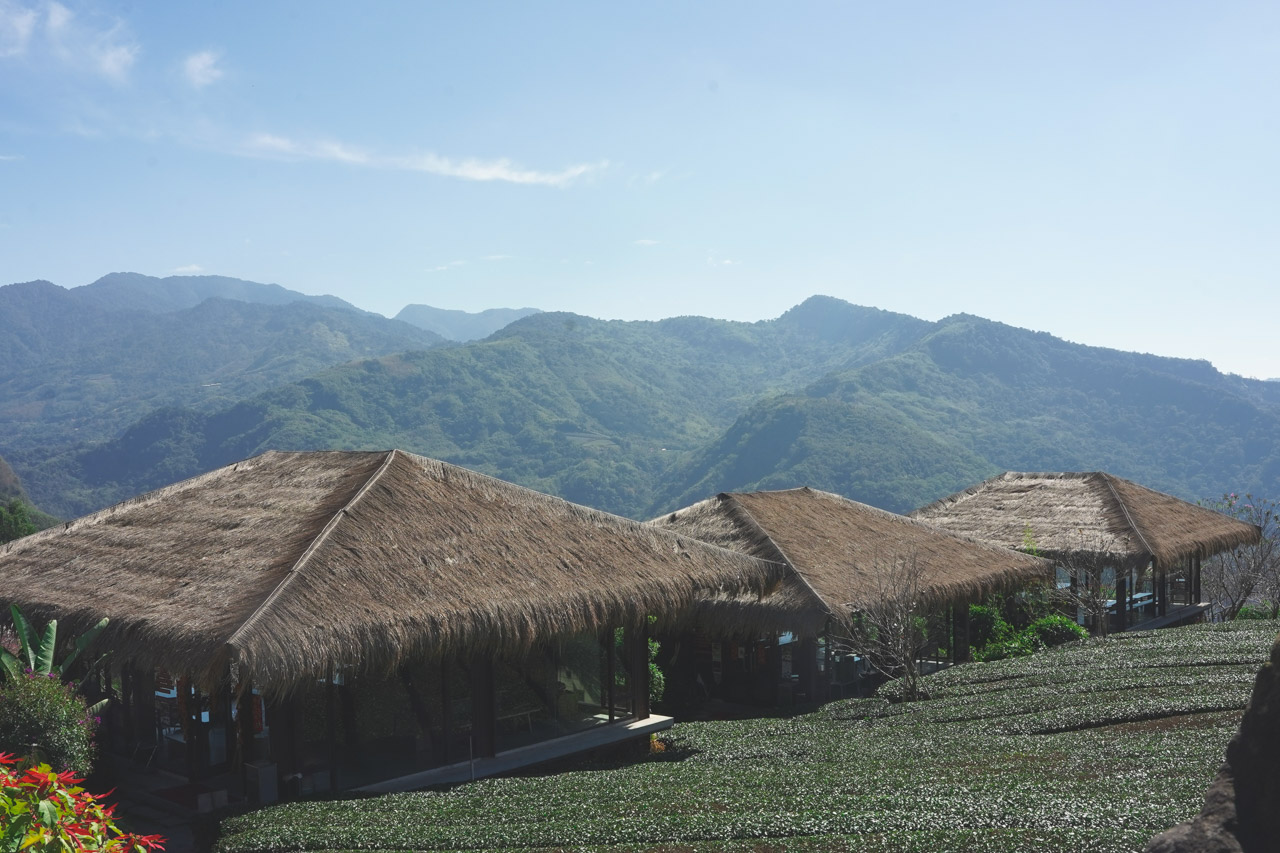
[
  {"xmin": 652, "ymin": 487, "xmax": 1052, "ymax": 638},
  {"xmin": 912, "ymin": 472, "xmax": 1262, "ymax": 633},
  {"xmin": 0, "ymin": 449, "xmax": 781, "ymax": 696},
  {"xmin": 911, "ymin": 472, "xmax": 1260, "ymax": 568}
]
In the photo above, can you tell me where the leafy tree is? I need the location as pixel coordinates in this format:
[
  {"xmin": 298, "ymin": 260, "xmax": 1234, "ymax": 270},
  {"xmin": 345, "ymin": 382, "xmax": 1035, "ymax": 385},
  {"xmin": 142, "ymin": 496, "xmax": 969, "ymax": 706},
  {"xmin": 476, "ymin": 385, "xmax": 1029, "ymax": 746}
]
[
  {"xmin": 0, "ymin": 499, "xmax": 36, "ymax": 544},
  {"xmin": 1, "ymin": 606, "xmax": 110, "ymax": 683},
  {"xmin": 0, "ymin": 673, "xmax": 97, "ymax": 774}
]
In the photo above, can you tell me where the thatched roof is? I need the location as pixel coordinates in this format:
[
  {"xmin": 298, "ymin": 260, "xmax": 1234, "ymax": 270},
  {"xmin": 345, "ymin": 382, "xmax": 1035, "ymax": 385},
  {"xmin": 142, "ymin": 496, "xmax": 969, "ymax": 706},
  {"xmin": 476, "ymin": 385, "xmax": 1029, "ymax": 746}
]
[
  {"xmin": 911, "ymin": 472, "xmax": 1261, "ymax": 568},
  {"xmin": 0, "ymin": 450, "xmax": 782, "ymax": 696},
  {"xmin": 651, "ymin": 488, "xmax": 1052, "ymax": 637}
]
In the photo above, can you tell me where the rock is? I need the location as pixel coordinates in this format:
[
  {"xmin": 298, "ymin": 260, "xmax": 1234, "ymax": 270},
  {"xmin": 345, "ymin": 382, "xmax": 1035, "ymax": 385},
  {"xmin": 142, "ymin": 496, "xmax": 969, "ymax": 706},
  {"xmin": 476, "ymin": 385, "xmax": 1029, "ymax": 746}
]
[{"xmin": 1145, "ymin": 633, "xmax": 1280, "ymax": 853}]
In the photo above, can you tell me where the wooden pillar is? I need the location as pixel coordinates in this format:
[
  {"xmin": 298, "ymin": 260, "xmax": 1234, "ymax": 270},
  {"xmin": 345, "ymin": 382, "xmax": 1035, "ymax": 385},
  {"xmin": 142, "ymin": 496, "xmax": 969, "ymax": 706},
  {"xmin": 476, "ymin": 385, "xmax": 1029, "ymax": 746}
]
[
  {"xmin": 470, "ymin": 657, "xmax": 497, "ymax": 758},
  {"xmin": 236, "ymin": 689, "xmax": 256, "ymax": 769},
  {"xmin": 131, "ymin": 667, "xmax": 156, "ymax": 748},
  {"xmin": 1193, "ymin": 555, "xmax": 1203, "ymax": 602},
  {"xmin": 798, "ymin": 638, "xmax": 819, "ymax": 703},
  {"xmin": 1113, "ymin": 574, "xmax": 1128, "ymax": 634},
  {"xmin": 326, "ymin": 672, "xmax": 339, "ymax": 791},
  {"xmin": 1156, "ymin": 563, "xmax": 1167, "ymax": 617},
  {"xmin": 626, "ymin": 624, "xmax": 649, "ymax": 719},
  {"xmin": 952, "ymin": 604, "xmax": 971, "ymax": 664},
  {"xmin": 440, "ymin": 660, "xmax": 453, "ymax": 765}
]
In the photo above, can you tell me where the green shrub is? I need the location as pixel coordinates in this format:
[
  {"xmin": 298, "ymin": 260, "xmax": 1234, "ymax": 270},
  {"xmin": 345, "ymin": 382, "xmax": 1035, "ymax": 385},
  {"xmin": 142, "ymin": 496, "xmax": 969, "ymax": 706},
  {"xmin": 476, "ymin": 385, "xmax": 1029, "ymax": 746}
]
[
  {"xmin": 973, "ymin": 633, "xmax": 1038, "ymax": 662},
  {"xmin": 0, "ymin": 673, "xmax": 97, "ymax": 773},
  {"xmin": 968, "ymin": 603, "xmax": 1012, "ymax": 649},
  {"xmin": 1235, "ymin": 604, "xmax": 1276, "ymax": 620},
  {"xmin": 1025, "ymin": 614, "xmax": 1088, "ymax": 647}
]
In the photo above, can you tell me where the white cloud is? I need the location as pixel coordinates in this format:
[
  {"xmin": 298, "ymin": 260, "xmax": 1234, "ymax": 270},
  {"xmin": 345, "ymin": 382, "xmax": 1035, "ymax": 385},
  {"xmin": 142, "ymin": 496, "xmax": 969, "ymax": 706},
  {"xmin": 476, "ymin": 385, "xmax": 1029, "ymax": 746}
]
[
  {"xmin": 1, "ymin": 1, "xmax": 138, "ymax": 79},
  {"xmin": 0, "ymin": 1, "xmax": 37, "ymax": 57},
  {"xmin": 426, "ymin": 260, "xmax": 466, "ymax": 273},
  {"xmin": 634, "ymin": 238, "xmax": 659, "ymax": 247},
  {"xmin": 243, "ymin": 132, "xmax": 604, "ymax": 187},
  {"xmin": 183, "ymin": 49, "xmax": 223, "ymax": 88},
  {"xmin": 482, "ymin": 254, "xmax": 512, "ymax": 261},
  {"xmin": 171, "ymin": 263, "xmax": 204, "ymax": 274},
  {"xmin": 706, "ymin": 251, "xmax": 739, "ymax": 267},
  {"xmin": 0, "ymin": 153, "xmax": 22, "ymax": 160}
]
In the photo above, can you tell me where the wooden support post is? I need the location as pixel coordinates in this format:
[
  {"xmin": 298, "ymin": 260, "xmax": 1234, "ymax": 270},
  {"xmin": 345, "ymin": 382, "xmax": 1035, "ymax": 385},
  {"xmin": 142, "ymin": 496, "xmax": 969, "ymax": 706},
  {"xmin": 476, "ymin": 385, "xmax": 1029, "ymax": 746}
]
[
  {"xmin": 470, "ymin": 657, "xmax": 497, "ymax": 758},
  {"xmin": 952, "ymin": 604, "xmax": 971, "ymax": 664},
  {"xmin": 798, "ymin": 638, "xmax": 818, "ymax": 704},
  {"xmin": 1193, "ymin": 555, "xmax": 1203, "ymax": 602},
  {"xmin": 326, "ymin": 672, "xmax": 339, "ymax": 792},
  {"xmin": 131, "ymin": 667, "xmax": 156, "ymax": 749},
  {"xmin": 440, "ymin": 660, "xmax": 453, "ymax": 765},
  {"xmin": 1114, "ymin": 574, "xmax": 1128, "ymax": 634},
  {"xmin": 236, "ymin": 689, "xmax": 255, "ymax": 769},
  {"xmin": 1156, "ymin": 564, "xmax": 1167, "ymax": 617}
]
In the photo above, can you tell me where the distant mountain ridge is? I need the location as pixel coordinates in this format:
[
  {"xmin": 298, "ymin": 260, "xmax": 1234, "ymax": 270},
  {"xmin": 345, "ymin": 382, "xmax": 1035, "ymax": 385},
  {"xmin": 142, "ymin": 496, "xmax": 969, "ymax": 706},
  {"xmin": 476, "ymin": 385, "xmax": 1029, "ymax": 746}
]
[
  {"xmin": 79, "ymin": 272, "xmax": 367, "ymax": 314},
  {"xmin": 395, "ymin": 304, "xmax": 542, "ymax": 342},
  {"xmin": 10, "ymin": 294, "xmax": 1280, "ymax": 523},
  {"xmin": 0, "ymin": 276, "xmax": 447, "ymax": 455}
]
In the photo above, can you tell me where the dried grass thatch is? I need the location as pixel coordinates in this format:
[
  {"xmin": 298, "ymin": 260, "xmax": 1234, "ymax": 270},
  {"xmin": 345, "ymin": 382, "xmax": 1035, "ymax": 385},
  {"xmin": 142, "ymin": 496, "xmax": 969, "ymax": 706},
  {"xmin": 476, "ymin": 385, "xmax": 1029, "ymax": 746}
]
[
  {"xmin": 911, "ymin": 471, "xmax": 1261, "ymax": 568},
  {"xmin": 0, "ymin": 450, "xmax": 782, "ymax": 696},
  {"xmin": 652, "ymin": 488, "xmax": 1052, "ymax": 637}
]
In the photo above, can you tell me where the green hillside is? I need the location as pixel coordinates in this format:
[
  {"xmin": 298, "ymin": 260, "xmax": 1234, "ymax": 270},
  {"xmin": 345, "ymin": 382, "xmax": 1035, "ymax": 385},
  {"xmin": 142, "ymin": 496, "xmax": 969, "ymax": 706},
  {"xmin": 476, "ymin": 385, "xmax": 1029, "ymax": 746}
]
[
  {"xmin": 13, "ymin": 298, "xmax": 928, "ymax": 518},
  {"xmin": 0, "ymin": 281, "xmax": 445, "ymax": 453},
  {"xmin": 214, "ymin": 620, "xmax": 1277, "ymax": 853},
  {"xmin": 9, "ymin": 295, "xmax": 1280, "ymax": 521},
  {"xmin": 657, "ymin": 313, "xmax": 1280, "ymax": 513}
]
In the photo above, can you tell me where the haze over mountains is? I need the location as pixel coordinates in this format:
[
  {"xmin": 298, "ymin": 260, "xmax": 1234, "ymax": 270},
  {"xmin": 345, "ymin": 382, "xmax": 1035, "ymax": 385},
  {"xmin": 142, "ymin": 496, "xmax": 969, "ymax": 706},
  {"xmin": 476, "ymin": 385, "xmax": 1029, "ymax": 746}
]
[{"xmin": 4, "ymin": 274, "xmax": 1280, "ymax": 524}]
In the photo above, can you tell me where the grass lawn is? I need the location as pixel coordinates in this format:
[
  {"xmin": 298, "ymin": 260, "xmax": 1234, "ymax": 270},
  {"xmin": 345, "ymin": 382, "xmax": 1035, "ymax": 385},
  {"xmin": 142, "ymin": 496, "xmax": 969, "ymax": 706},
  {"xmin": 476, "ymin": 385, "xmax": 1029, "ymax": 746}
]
[{"xmin": 215, "ymin": 620, "xmax": 1278, "ymax": 853}]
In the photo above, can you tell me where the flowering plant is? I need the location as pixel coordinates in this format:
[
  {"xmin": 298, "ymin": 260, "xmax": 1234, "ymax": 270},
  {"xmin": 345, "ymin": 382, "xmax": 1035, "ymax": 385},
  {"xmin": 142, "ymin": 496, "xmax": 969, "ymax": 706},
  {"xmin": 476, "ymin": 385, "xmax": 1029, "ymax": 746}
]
[{"xmin": 0, "ymin": 752, "xmax": 164, "ymax": 852}]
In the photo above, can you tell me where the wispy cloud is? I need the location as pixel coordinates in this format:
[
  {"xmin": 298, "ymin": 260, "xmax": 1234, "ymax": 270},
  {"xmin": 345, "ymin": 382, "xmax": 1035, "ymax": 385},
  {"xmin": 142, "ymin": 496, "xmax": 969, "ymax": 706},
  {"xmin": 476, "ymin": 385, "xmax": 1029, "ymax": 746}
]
[
  {"xmin": 171, "ymin": 263, "xmax": 204, "ymax": 274},
  {"xmin": 426, "ymin": 260, "xmax": 467, "ymax": 273},
  {"xmin": 243, "ymin": 132, "xmax": 605, "ymax": 187},
  {"xmin": 482, "ymin": 254, "xmax": 512, "ymax": 261},
  {"xmin": 1, "ymin": 1, "xmax": 137, "ymax": 79},
  {"xmin": 629, "ymin": 170, "xmax": 665, "ymax": 187},
  {"xmin": 183, "ymin": 50, "xmax": 223, "ymax": 88},
  {"xmin": 0, "ymin": 153, "xmax": 22, "ymax": 161},
  {"xmin": 707, "ymin": 251, "xmax": 739, "ymax": 267},
  {"xmin": 634, "ymin": 238, "xmax": 659, "ymax": 247},
  {"xmin": 0, "ymin": 1, "xmax": 37, "ymax": 57},
  {"xmin": 45, "ymin": 1, "xmax": 137, "ymax": 80}
]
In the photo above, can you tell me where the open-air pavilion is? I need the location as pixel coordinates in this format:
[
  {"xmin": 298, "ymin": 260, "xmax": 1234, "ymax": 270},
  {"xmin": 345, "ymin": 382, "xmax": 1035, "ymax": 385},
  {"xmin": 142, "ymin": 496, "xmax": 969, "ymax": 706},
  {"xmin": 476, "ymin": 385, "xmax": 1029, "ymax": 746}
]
[
  {"xmin": 0, "ymin": 449, "xmax": 781, "ymax": 800},
  {"xmin": 651, "ymin": 487, "xmax": 1051, "ymax": 704},
  {"xmin": 911, "ymin": 471, "xmax": 1262, "ymax": 632}
]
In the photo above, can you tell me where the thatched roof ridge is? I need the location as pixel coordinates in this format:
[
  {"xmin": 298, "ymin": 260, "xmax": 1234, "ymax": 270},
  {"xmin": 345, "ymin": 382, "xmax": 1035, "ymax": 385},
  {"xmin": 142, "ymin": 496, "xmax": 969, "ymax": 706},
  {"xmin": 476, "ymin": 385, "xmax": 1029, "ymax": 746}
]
[
  {"xmin": 0, "ymin": 450, "xmax": 783, "ymax": 695},
  {"xmin": 653, "ymin": 487, "xmax": 1052, "ymax": 636},
  {"xmin": 911, "ymin": 471, "xmax": 1261, "ymax": 567}
]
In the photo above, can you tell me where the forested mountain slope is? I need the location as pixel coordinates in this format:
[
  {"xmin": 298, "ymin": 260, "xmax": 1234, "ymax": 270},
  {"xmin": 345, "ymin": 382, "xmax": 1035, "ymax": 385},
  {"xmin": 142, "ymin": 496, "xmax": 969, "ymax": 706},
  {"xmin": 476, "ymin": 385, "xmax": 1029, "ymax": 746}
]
[
  {"xmin": 0, "ymin": 280, "xmax": 445, "ymax": 452},
  {"xmin": 658, "ymin": 314, "xmax": 1280, "ymax": 512},
  {"xmin": 11, "ymin": 298, "xmax": 930, "ymax": 517},
  {"xmin": 9, "ymin": 295, "xmax": 1280, "ymax": 521}
]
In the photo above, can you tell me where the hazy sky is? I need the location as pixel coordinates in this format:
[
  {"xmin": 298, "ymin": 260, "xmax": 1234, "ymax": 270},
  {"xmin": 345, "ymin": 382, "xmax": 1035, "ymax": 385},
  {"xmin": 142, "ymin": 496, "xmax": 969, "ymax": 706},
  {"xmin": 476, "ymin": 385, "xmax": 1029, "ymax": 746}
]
[{"xmin": 2, "ymin": 2, "xmax": 1277, "ymax": 376}]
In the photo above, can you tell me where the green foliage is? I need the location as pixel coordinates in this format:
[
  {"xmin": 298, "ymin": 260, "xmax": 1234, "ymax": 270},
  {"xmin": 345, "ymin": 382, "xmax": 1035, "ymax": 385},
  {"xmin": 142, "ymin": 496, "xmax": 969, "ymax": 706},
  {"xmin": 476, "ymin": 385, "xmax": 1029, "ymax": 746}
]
[
  {"xmin": 1025, "ymin": 614, "xmax": 1089, "ymax": 647},
  {"xmin": 0, "ymin": 752, "xmax": 163, "ymax": 852},
  {"xmin": 0, "ymin": 674, "xmax": 97, "ymax": 774},
  {"xmin": 215, "ymin": 621, "xmax": 1276, "ymax": 853},
  {"xmin": 1, "ymin": 606, "xmax": 109, "ymax": 683},
  {"xmin": 1235, "ymin": 605, "xmax": 1275, "ymax": 620},
  {"xmin": 967, "ymin": 603, "xmax": 1012, "ymax": 649},
  {"xmin": 647, "ymin": 638, "xmax": 664, "ymax": 707},
  {"xmin": 0, "ymin": 499, "xmax": 35, "ymax": 544}
]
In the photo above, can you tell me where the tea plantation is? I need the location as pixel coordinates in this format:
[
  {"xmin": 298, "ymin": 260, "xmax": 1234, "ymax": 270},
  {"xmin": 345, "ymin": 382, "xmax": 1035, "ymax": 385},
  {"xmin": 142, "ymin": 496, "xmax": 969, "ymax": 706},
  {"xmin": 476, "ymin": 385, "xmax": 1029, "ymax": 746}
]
[{"xmin": 215, "ymin": 621, "xmax": 1278, "ymax": 853}]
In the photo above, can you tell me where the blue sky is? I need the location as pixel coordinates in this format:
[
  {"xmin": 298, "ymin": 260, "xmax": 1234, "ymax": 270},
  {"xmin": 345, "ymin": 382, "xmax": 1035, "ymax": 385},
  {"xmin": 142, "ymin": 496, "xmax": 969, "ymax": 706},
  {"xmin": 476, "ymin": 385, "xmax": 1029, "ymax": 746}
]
[{"xmin": 1, "ymin": 1, "xmax": 1277, "ymax": 376}]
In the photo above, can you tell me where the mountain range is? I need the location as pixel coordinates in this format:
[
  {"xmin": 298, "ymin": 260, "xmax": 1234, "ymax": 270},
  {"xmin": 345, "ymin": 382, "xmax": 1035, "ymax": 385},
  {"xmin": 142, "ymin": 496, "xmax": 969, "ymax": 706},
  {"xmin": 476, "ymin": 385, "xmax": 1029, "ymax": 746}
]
[{"xmin": 4, "ymin": 276, "xmax": 1279, "ymax": 524}]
